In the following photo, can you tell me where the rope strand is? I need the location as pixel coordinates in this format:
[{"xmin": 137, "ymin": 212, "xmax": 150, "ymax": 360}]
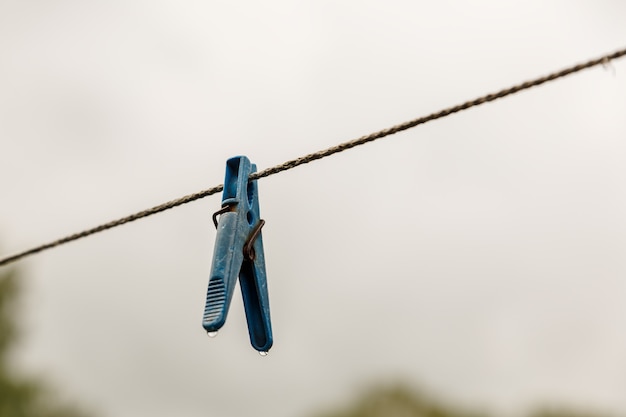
[{"xmin": 1, "ymin": 46, "xmax": 625, "ymax": 267}]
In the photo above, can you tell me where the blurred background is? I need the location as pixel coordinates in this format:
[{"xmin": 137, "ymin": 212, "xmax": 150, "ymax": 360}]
[{"xmin": 1, "ymin": 1, "xmax": 626, "ymax": 416}]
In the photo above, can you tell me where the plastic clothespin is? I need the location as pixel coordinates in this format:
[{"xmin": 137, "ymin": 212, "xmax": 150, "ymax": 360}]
[{"xmin": 202, "ymin": 156, "xmax": 273, "ymax": 353}]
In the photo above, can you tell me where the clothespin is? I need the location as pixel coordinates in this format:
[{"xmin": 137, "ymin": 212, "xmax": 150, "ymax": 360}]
[{"xmin": 202, "ymin": 156, "xmax": 273, "ymax": 354}]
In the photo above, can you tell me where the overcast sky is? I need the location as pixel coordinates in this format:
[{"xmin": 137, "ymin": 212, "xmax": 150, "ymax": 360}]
[{"xmin": 1, "ymin": 1, "xmax": 626, "ymax": 417}]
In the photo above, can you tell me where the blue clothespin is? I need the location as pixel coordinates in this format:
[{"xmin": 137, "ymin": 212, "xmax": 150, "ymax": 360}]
[{"xmin": 202, "ymin": 156, "xmax": 273, "ymax": 353}]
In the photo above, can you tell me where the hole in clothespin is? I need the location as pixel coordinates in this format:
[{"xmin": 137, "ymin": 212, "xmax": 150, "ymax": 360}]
[{"xmin": 247, "ymin": 180, "xmax": 256, "ymax": 206}]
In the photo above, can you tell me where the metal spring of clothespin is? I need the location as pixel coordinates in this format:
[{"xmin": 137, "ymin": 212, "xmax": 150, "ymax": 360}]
[{"xmin": 202, "ymin": 156, "xmax": 273, "ymax": 353}]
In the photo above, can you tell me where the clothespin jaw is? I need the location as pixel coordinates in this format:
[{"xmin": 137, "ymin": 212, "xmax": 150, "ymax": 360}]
[{"xmin": 202, "ymin": 156, "xmax": 273, "ymax": 353}]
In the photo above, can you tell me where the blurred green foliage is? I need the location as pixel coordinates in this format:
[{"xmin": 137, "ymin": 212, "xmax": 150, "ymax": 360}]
[
  {"xmin": 313, "ymin": 384, "xmax": 484, "ymax": 417},
  {"xmin": 529, "ymin": 409, "xmax": 610, "ymax": 417},
  {"xmin": 311, "ymin": 384, "xmax": 614, "ymax": 417},
  {"xmin": 0, "ymin": 268, "xmax": 93, "ymax": 417}
]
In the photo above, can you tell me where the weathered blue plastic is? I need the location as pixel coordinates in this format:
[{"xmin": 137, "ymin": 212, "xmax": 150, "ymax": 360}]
[{"xmin": 202, "ymin": 156, "xmax": 273, "ymax": 352}]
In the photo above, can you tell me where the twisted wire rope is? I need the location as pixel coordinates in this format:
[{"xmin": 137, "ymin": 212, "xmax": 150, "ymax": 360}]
[{"xmin": 1, "ymin": 47, "xmax": 625, "ymax": 267}]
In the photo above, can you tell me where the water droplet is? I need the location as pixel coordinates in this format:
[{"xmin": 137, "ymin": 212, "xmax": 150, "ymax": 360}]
[
  {"xmin": 207, "ymin": 331, "xmax": 218, "ymax": 338},
  {"xmin": 258, "ymin": 351, "xmax": 268, "ymax": 357}
]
